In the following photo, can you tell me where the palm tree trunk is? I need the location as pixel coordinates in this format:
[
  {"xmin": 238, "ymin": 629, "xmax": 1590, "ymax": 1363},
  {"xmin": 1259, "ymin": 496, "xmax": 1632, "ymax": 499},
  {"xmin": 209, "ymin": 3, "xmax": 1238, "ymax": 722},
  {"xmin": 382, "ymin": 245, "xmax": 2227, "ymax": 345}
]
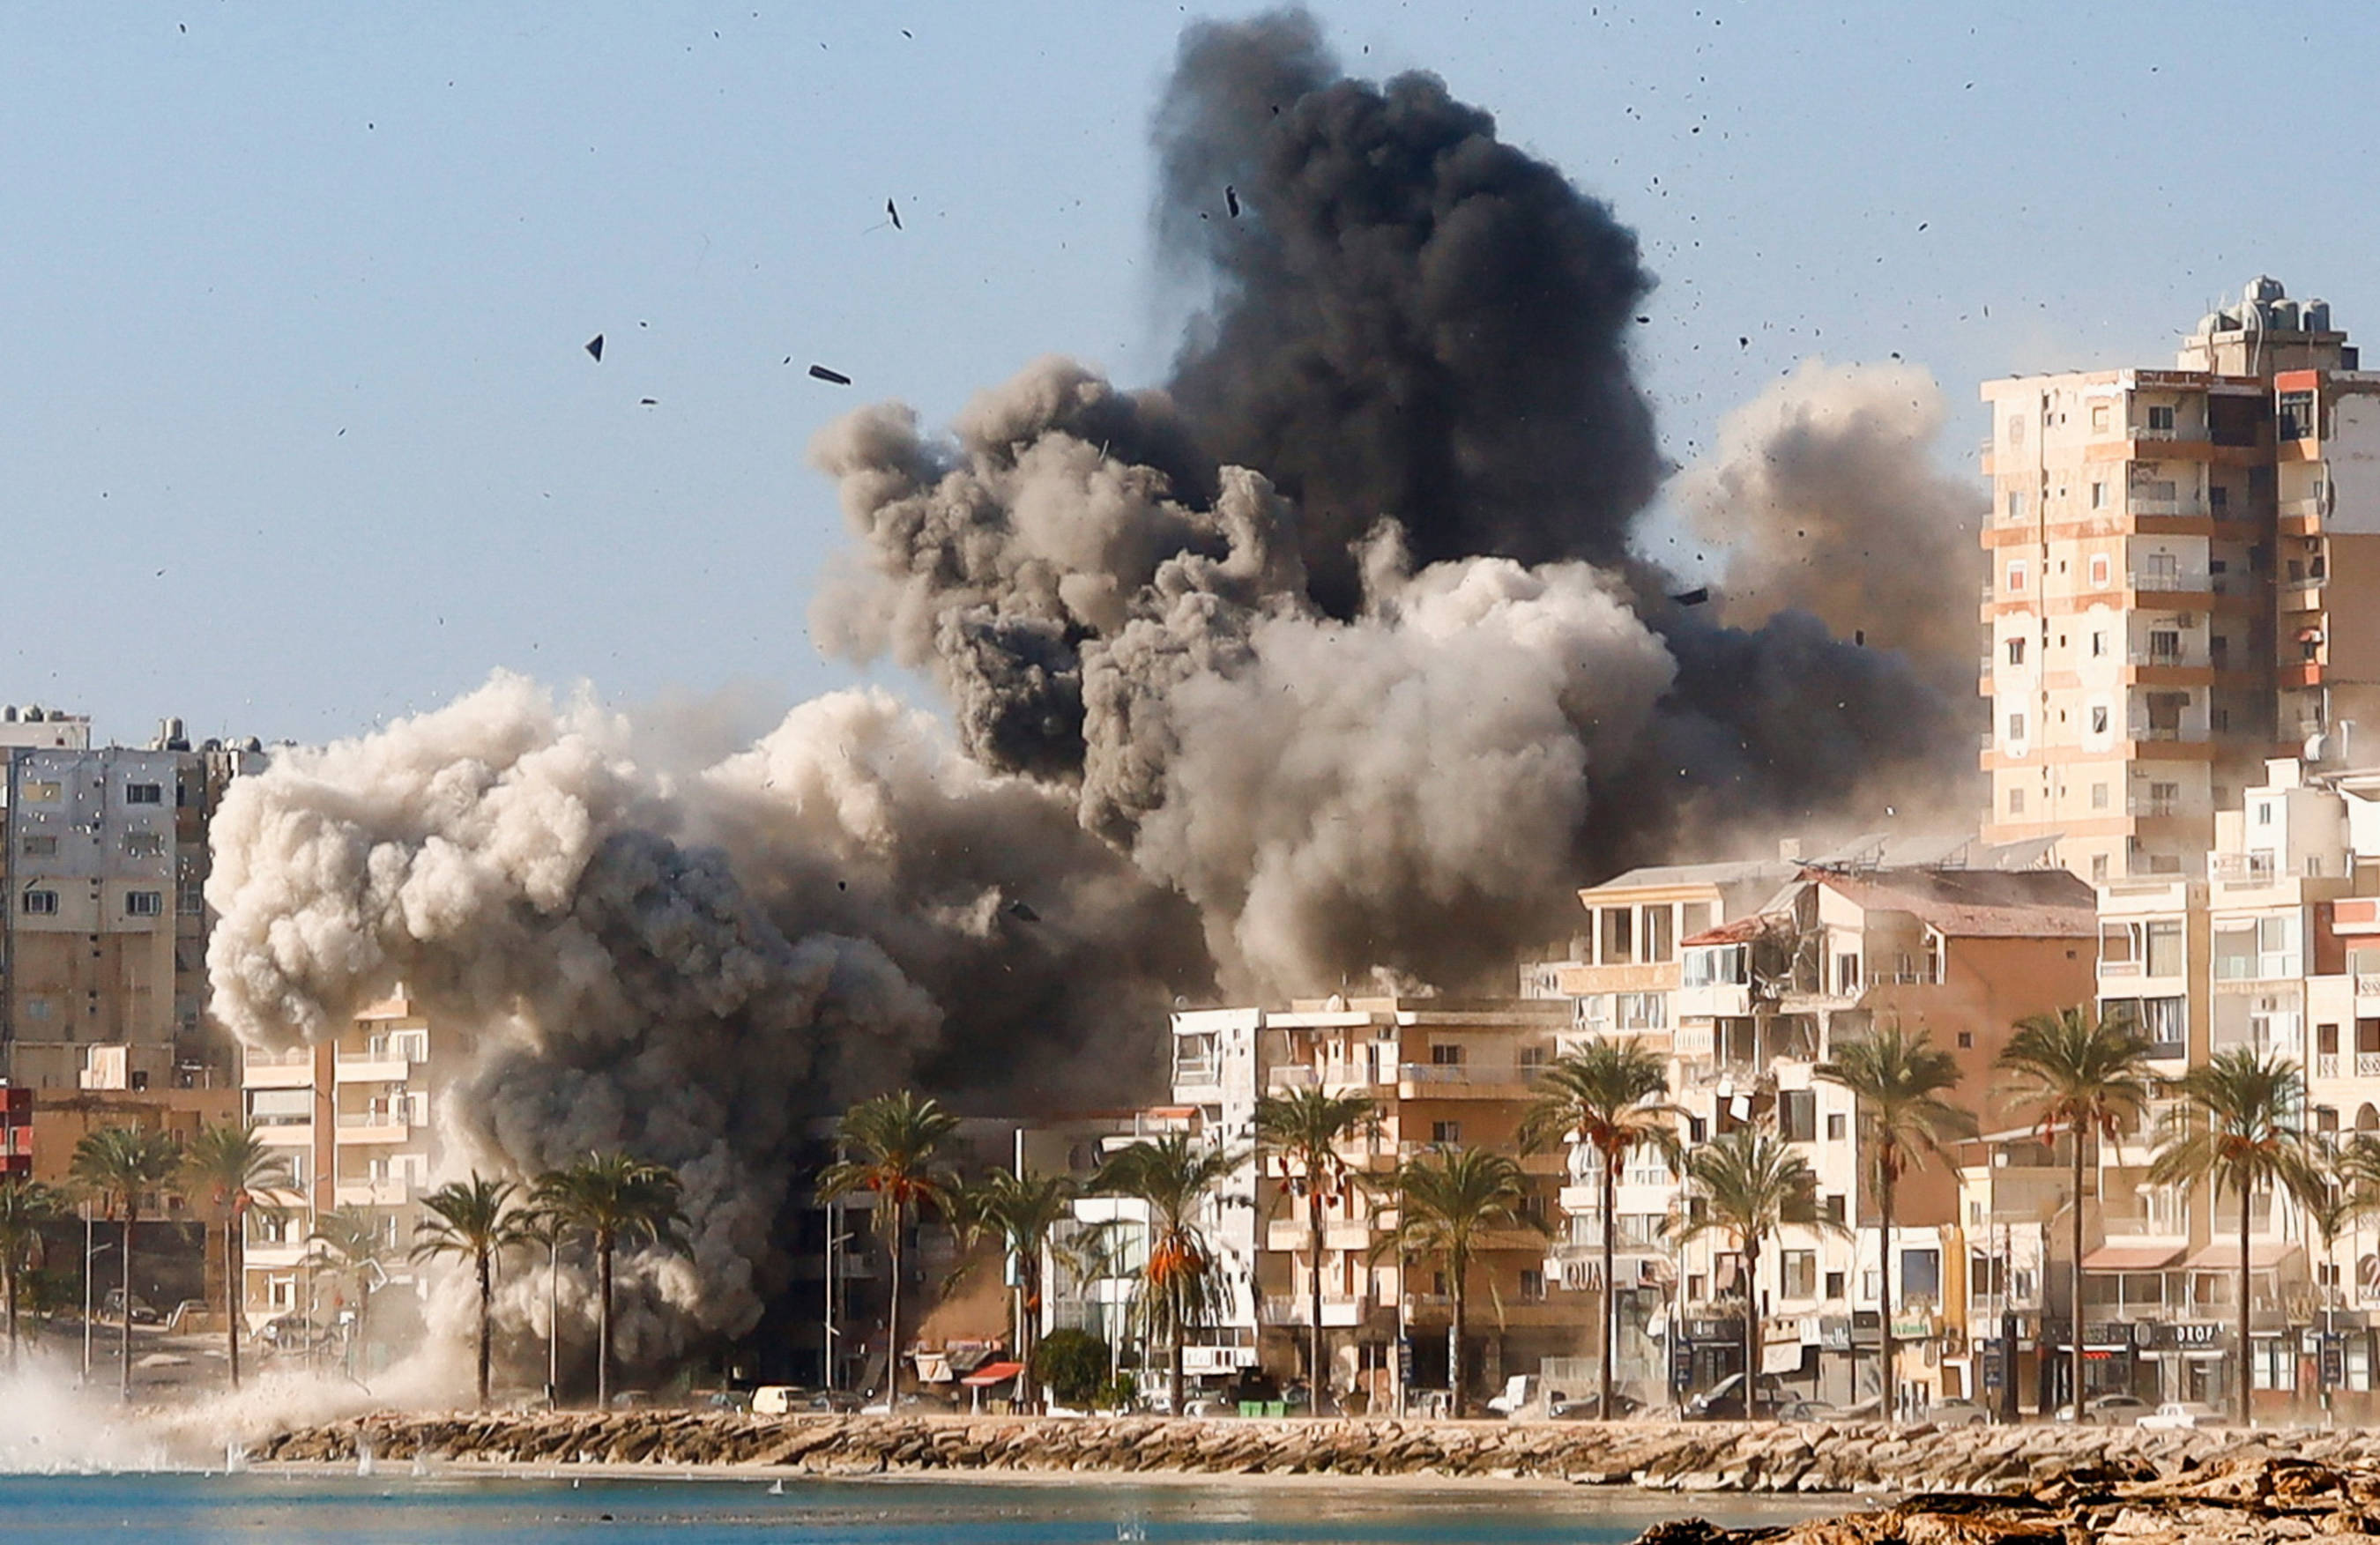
[
  {"xmin": 1449, "ymin": 1251, "xmax": 1468, "ymax": 1417},
  {"xmin": 119, "ymin": 1210, "xmax": 136, "ymax": 1404},
  {"xmin": 1879, "ymin": 1159, "xmax": 1897, "ymax": 1425},
  {"xmin": 1600, "ymin": 1150, "xmax": 1618, "ymax": 1421},
  {"xmin": 1307, "ymin": 1185, "xmax": 1328, "ymax": 1417},
  {"xmin": 2070, "ymin": 1121, "xmax": 2086, "ymax": 1427},
  {"xmin": 2237, "ymin": 1179, "xmax": 2253, "ymax": 1428},
  {"xmin": 597, "ymin": 1233, "xmax": 614, "ymax": 1408},
  {"xmin": 546, "ymin": 1232, "xmax": 560, "ymax": 1404},
  {"xmin": 227, "ymin": 1218, "xmax": 242, "ymax": 1390},
  {"xmin": 1168, "ymin": 1296, "xmax": 1185, "ymax": 1416},
  {"xmin": 5, "ymin": 1247, "xmax": 19, "ymax": 1370},
  {"xmin": 886, "ymin": 1201, "xmax": 904, "ymax": 1408},
  {"xmin": 1743, "ymin": 1235, "xmax": 1760, "ymax": 1421},
  {"xmin": 476, "ymin": 1247, "xmax": 493, "ymax": 1409}
]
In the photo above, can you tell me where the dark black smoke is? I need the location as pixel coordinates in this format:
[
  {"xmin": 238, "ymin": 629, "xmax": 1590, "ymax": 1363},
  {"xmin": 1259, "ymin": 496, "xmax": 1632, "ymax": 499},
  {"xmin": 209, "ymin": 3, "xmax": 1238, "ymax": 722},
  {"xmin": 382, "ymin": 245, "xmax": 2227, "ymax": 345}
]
[{"xmin": 1158, "ymin": 11, "xmax": 1662, "ymax": 613}]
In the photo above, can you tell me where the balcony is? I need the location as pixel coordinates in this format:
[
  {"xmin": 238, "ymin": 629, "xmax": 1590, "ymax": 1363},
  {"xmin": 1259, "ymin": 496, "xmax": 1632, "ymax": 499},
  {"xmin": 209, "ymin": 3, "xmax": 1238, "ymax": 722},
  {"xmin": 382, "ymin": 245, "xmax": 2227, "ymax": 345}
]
[
  {"xmin": 333, "ymin": 1054, "xmax": 414, "ymax": 1084},
  {"xmin": 2127, "ymin": 569, "xmax": 2212, "ymax": 595},
  {"xmin": 1396, "ymin": 1063, "xmax": 1536, "ymax": 1096},
  {"xmin": 2127, "ymin": 721, "xmax": 2200, "ymax": 744},
  {"xmin": 333, "ymin": 1177, "xmax": 411, "ymax": 1208},
  {"xmin": 2318, "ymin": 1054, "xmax": 2341, "ymax": 1080},
  {"xmin": 1259, "ymin": 1294, "xmax": 1380, "ymax": 1327},
  {"xmin": 2354, "ymin": 973, "xmax": 2380, "ymax": 1000},
  {"xmin": 333, "ymin": 1110, "xmax": 414, "ymax": 1144},
  {"xmin": 1171, "ymin": 1059, "xmax": 1220, "ymax": 1087},
  {"xmin": 1264, "ymin": 1219, "xmax": 1381, "ymax": 1253},
  {"xmin": 2361, "ymin": 1053, "xmax": 2380, "ymax": 1080}
]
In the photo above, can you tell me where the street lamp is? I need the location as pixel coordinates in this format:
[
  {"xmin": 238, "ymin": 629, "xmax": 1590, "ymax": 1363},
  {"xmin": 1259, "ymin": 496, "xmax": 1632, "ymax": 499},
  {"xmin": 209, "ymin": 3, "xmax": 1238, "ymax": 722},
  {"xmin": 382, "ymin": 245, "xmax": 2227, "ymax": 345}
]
[{"xmin": 80, "ymin": 1224, "xmax": 117, "ymax": 1385}]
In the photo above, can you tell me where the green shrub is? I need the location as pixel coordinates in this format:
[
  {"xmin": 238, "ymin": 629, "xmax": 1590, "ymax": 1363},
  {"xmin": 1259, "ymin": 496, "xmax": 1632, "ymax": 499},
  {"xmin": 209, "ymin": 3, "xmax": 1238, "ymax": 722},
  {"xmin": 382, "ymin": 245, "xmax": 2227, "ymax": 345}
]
[{"xmin": 1030, "ymin": 1328, "xmax": 1111, "ymax": 1407}]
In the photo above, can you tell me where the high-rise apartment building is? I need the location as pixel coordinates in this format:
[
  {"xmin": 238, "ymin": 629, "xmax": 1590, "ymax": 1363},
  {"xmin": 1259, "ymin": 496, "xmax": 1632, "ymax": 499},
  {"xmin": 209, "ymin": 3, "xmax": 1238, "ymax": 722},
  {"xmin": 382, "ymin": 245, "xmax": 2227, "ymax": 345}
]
[
  {"xmin": 0, "ymin": 709, "xmax": 263, "ymax": 1090},
  {"xmin": 1980, "ymin": 277, "xmax": 2374, "ymax": 883}
]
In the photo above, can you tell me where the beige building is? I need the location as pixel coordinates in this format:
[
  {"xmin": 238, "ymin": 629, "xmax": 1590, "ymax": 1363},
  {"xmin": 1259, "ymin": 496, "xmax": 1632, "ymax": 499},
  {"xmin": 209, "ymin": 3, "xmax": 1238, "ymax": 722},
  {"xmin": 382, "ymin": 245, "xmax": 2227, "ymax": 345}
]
[
  {"xmin": 1979, "ymin": 277, "xmax": 2367, "ymax": 884},
  {"xmin": 0, "ymin": 709, "xmax": 262, "ymax": 1091},
  {"xmin": 241, "ymin": 992, "xmax": 440, "ymax": 1350}
]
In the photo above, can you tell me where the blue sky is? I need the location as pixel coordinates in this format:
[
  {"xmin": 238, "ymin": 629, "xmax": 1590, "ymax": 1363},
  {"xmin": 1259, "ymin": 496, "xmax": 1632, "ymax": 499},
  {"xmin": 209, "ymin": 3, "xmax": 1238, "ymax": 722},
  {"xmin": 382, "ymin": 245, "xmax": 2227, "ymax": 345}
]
[{"xmin": 9, "ymin": 1, "xmax": 2378, "ymax": 746}]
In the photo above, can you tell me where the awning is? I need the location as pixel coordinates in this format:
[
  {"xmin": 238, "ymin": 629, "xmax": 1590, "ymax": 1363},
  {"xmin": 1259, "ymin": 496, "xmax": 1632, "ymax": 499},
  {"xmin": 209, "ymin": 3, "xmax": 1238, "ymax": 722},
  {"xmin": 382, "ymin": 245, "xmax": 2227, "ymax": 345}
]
[
  {"xmin": 961, "ymin": 1361, "xmax": 1026, "ymax": 1388},
  {"xmin": 2082, "ymin": 1243, "xmax": 2184, "ymax": 1271},
  {"xmin": 2184, "ymin": 1241, "xmax": 2302, "ymax": 1271}
]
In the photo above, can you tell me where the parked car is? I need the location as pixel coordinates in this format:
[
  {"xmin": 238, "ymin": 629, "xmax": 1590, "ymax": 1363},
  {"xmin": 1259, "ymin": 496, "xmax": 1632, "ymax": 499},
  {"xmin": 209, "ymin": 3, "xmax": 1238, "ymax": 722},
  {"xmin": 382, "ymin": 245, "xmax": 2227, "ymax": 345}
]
[
  {"xmin": 1770, "ymin": 1399, "xmax": 1839, "ymax": 1422},
  {"xmin": 1922, "ymin": 1399, "xmax": 1992, "ymax": 1428},
  {"xmin": 2056, "ymin": 1393, "xmax": 2153, "ymax": 1424},
  {"xmin": 2136, "ymin": 1400, "xmax": 2225, "ymax": 1431},
  {"xmin": 1682, "ymin": 1373, "xmax": 1797, "ymax": 1421},
  {"xmin": 1548, "ymin": 1391, "xmax": 1643, "ymax": 1420}
]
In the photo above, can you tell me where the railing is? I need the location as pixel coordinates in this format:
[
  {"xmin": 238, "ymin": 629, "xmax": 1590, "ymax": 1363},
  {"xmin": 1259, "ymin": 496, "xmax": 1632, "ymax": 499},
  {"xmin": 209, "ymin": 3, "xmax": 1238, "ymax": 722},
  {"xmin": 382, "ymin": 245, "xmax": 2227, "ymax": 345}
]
[
  {"xmin": 1260, "ymin": 1294, "xmax": 1377, "ymax": 1326},
  {"xmin": 2355, "ymin": 974, "xmax": 2380, "ymax": 999},
  {"xmin": 1268, "ymin": 1066, "xmax": 1317, "ymax": 1090},
  {"xmin": 2129, "ymin": 722, "xmax": 2196, "ymax": 743},
  {"xmin": 2131, "ymin": 649, "xmax": 2199, "ymax": 670},
  {"xmin": 334, "ymin": 1110, "xmax": 413, "ymax": 1131},
  {"xmin": 2128, "ymin": 570, "xmax": 2210, "ymax": 593},
  {"xmin": 2129, "ymin": 797, "xmax": 2181, "ymax": 818},
  {"xmin": 244, "ymin": 1047, "xmax": 312, "ymax": 1067},
  {"xmin": 2358, "ymin": 1053, "xmax": 2380, "ymax": 1079},
  {"xmin": 1171, "ymin": 1059, "xmax": 1219, "ymax": 1085},
  {"xmin": 2318, "ymin": 1055, "xmax": 2341, "ymax": 1079}
]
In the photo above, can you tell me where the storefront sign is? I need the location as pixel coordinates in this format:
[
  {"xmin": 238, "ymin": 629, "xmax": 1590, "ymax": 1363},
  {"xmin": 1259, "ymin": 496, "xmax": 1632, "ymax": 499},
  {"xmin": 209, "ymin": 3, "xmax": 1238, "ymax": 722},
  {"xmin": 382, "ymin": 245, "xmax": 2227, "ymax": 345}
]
[{"xmin": 2134, "ymin": 1321, "xmax": 2228, "ymax": 1352}]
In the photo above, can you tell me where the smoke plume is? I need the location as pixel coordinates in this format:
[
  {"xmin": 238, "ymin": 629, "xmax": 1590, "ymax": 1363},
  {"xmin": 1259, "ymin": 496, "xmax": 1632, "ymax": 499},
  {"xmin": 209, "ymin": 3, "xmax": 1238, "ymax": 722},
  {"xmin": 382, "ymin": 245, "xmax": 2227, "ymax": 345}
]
[
  {"xmin": 205, "ymin": 7, "xmax": 1976, "ymax": 1369},
  {"xmin": 1674, "ymin": 360, "xmax": 1987, "ymax": 699}
]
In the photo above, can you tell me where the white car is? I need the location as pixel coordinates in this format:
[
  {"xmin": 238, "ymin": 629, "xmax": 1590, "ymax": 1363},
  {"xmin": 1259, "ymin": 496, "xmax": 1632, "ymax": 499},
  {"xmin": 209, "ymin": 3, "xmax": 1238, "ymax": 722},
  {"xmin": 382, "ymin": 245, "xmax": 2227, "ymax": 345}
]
[{"xmin": 2136, "ymin": 1400, "xmax": 2223, "ymax": 1430}]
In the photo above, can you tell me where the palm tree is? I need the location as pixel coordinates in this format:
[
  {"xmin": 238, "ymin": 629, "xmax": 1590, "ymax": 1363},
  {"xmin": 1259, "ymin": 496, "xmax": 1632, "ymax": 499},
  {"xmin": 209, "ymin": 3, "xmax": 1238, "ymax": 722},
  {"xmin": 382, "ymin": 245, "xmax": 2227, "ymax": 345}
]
[
  {"xmin": 948, "ymin": 1169, "xmax": 1095, "ymax": 1412},
  {"xmin": 2150, "ymin": 1047, "xmax": 2323, "ymax": 1427},
  {"xmin": 1519, "ymin": 1041, "xmax": 1678, "ymax": 1420},
  {"xmin": 1670, "ymin": 1126, "xmax": 1830, "ymax": 1420},
  {"xmin": 817, "ymin": 1092, "xmax": 961, "ymax": 1410},
  {"xmin": 535, "ymin": 1154, "xmax": 688, "ymax": 1407},
  {"xmin": 1996, "ymin": 1004, "xmax": 2157, "ymax": 1424},
  {"xmin": 308, "ymin": 1205, "xmax": 393, "ymax": 1378},
  {"xmin": 412, "ymin": 1174, "xmax": 531, "ymax": 1408},
  {"xmin": 1092, "ymin": 1131, "xmax": 1246, "ymax": 1415},
  {"xmin": 1253, "ymin": 1086, "xmax": 1379, "ymax": 1415},
  {"xmin": 177, "ymin": 1121, "xmax": 287, "ymax": 1390},
  {"xmin": 1815, "ymin": 1022, "xmax": 1975, "ymax": 1422},
  {"xmin": 0, "ymin": 1177, "xmax": 63, "ymax": 1370},
  {"xmin": 1377, "ymin": 1146, "xmax": 1547, "ymax": 1415},
  {"xmin": 68, "ymin": 1124, "xmax": 182, "ymax": 1402}
]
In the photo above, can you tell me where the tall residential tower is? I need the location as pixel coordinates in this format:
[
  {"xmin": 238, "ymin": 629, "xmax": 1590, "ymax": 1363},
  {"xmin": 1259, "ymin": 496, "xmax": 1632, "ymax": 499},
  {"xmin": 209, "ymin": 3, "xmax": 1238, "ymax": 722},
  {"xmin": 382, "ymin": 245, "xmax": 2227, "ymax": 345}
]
[{"xmin": 1981, "ymin": 277, "xmax": 2380, "ymax": 881}]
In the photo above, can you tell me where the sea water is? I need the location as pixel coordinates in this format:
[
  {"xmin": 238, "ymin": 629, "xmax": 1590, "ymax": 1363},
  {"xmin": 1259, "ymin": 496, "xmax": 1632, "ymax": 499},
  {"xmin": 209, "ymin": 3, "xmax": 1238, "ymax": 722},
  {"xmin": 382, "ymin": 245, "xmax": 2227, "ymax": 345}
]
[{"xmin": 0, "ymin": 1472, "xmax": 1845, "ymax": 1545}]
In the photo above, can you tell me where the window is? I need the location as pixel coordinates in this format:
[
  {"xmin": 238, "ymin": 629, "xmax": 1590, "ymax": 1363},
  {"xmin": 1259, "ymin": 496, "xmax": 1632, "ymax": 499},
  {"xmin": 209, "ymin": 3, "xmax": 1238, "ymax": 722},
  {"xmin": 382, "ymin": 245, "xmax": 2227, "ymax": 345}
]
[
  {"xmin": 2146, "ymin": 920, "xmax": 2183, "ymax": 978},
  {"xmin": 1956, "ymin": 1031, "xmax": 1974, "ymax": 1050},
  {"xmin": 1430, "ymin": 1120, "xmax": 1461, "ymax": 1145},
  {"xmin": 2092, "ymin": 405, "xmax": 2111, "ymax": 433},
  {"xmin": 2005, "ymin": 561, "xmax": 2027, "ymax": 592},
  {"xmin": 124, "ymin": 783, "xmax": 163, "ymax": 806},
  {"xmin": 1682, "ymin": 944, "xmax": 1745, "ymax": 988},
  {"xmin": 2090, "ymin": 782, "xmax": 2109, "ymax": 810},
  {"xmin": 124, "ymin": 891, "xmax": 163, "ymax": 917},
  {"xmin": 1781, "ymin": 1251, "xmax": 1818, "ymax": 1299},
  {"xmin": 2257, "ymin": 800, "xmax": 2274, "ymax": 826},
  {"xmin": 2005, "ymin": 637, "xmax": 2026, "ymax": 666},
  {"xmin": 2091, "ymin": 630, "xmax": 2106, "ymax": 658},
  {"xmin": 21, "ymin": 835, "xmax": 56, "ymax": 857},
  {"xmin": 20, "ymin": 890, "xmax": 58, "ymax": 917},
  {"xmin": 2008, "ymin": 787, "xmax": 2024, "ymax": 815},
  {"xmin": 2147, "ymin": 405, "xmax": 2176, "ymax": 432},
  {"xmin": 1642, "ymin": 905, "xmax": 1674, "ymax": 963},
  {"xmin": 1779, "ymin": 1088, "xmax": 1817, "ymax": 1143},
  {"xmin": 2090, "ymin": 553, "xmax": 2112, "ymax": 588},
  {"xmin": 1598, "ymin": 906, "xmax": 1633, "ymax": 965},
  {"xmin": 1615, "ymin": 992, "xmax": 1667, "ymax": 1031},
  {"xmin": 1430, "ymin": 1043, "xmax": 1464, "ymax": 1066},
  {"xmin": 1681, "ymin": 902, "xmax": 1712, "ymax": 939},
  {"xmin": 1518, "ymin": 1267, "xmax": 1546, "ymax": 1304},
  {"xmin": 1821, "ymin": 1194, "xmax": 1847, "ymax": 1227},
  {"xmin": 2211, "ymin": 484, "xmax": 2230, "ymax": 511},
  {"xmin": 1835, "ymin": 952, "xmax": 1862, "ymax": 995},
  {"xmin": 123, "ymin": 832, "xmax": 163, "ymax": 858},
  {"xmin": 2148, "ymin": 629, "xmax": 2182, "ymax": 665},
  {"xmin": 2092, "ymin": 854, "xmax": 2109, "ymax": 882},
  {"xmin": 1826, "ymin": 1270, "xmax": 1846, "ymax": 1300},
  {"xmin": 2279, "ymin": 390, "xmax": 2316, "ymax": 442},
  {"xmin": 1900, "ymin": 1248, "xmax": 1942, "ymax": 1300},
  {"xmin": 2091, "ymin": 707, "xmax": 2109, "ymax": 735},
  {"xmin": 1826, "ymin": 1113, "xmax": 1847, "ymax": 1141},
  {"xmin": 2005, "ymin": 490, "xmax": 2027, "ymax": 521},
  {"xmin": 2007, "ymin": 414, "xmax": 2026, "ymax": 445},
  {"xmin": 2090, "ymin": 480, "xmax": 2107, "ymax": 509},
  {"xmin": 2007, "ymin": 713, "xmax": 2026, "ymax": 741}
]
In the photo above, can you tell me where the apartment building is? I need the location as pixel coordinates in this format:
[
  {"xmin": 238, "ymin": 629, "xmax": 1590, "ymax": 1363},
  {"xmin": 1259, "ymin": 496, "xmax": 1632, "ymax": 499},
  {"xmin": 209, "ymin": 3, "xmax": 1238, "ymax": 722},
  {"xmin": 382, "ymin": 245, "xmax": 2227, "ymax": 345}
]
[
  {"xmin": 0, "ymin": 709, "xmax": 263, "ymax": 1092},
  {"xmin": 1529, "ymin": 838, "xmax": 2094, "ymax": 1415},
  {"xmin": 1980, "ymin": 276, "xmax": 2363, "ymax": 884},
  {"xmin": 240, "ymin": 992, "xmax": 440, "ymax": 1359},
  {"xmin": 2013, "ymin": 755, "xmax": 2380, "ymax": 1417}
]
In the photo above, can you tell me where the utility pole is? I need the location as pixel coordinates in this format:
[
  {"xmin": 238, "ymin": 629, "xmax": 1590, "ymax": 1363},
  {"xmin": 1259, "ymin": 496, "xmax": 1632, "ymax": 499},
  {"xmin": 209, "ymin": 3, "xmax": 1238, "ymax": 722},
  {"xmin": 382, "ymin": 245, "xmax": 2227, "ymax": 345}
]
[{"xmin": 79, "ymin": 1207, "xmax": 93, "ymax": 1385}]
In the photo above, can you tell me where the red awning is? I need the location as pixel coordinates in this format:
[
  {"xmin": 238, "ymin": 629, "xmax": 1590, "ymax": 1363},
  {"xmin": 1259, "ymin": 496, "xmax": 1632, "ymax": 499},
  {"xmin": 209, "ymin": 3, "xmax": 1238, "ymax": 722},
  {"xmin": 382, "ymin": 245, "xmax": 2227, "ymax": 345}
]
[{"xmin": 960, "ymin": 1361, "xmax": 1027, "ymax": 1388}]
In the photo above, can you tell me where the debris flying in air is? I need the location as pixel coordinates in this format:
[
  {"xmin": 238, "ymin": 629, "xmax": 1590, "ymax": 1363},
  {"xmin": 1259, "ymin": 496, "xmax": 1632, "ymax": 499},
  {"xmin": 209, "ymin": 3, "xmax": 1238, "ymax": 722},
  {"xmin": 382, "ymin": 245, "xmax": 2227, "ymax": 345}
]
[
  {"xmin": 584, "ymin": 335, "xmax": 604, "ymax": 362},
  {"xmin": 808, "ymin": 365, "xmax": 853, "ymax": 386},
  {"xmin": 1669, "ymin": 586, "xmax": 1710, "ymax": 606},
  {"xmin": 1225, "ymin": 184, "xmax": 1240, "ymax": 219},
  {"xmin": 887, "ymin": 197, "xmax": 903, "ymax": 230}
]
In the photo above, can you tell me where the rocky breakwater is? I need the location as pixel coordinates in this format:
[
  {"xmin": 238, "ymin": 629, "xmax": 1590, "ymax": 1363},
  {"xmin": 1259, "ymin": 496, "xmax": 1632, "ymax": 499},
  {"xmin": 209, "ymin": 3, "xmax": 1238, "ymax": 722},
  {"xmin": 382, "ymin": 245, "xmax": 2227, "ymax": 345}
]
[
  {"xmin": 247, "ymin": 1411, "xmax": 2380, "ymax": 1497},
  {"xmin": 1644, "ymin": 1452, "xmax": 2380, "ymax": 1544}
]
